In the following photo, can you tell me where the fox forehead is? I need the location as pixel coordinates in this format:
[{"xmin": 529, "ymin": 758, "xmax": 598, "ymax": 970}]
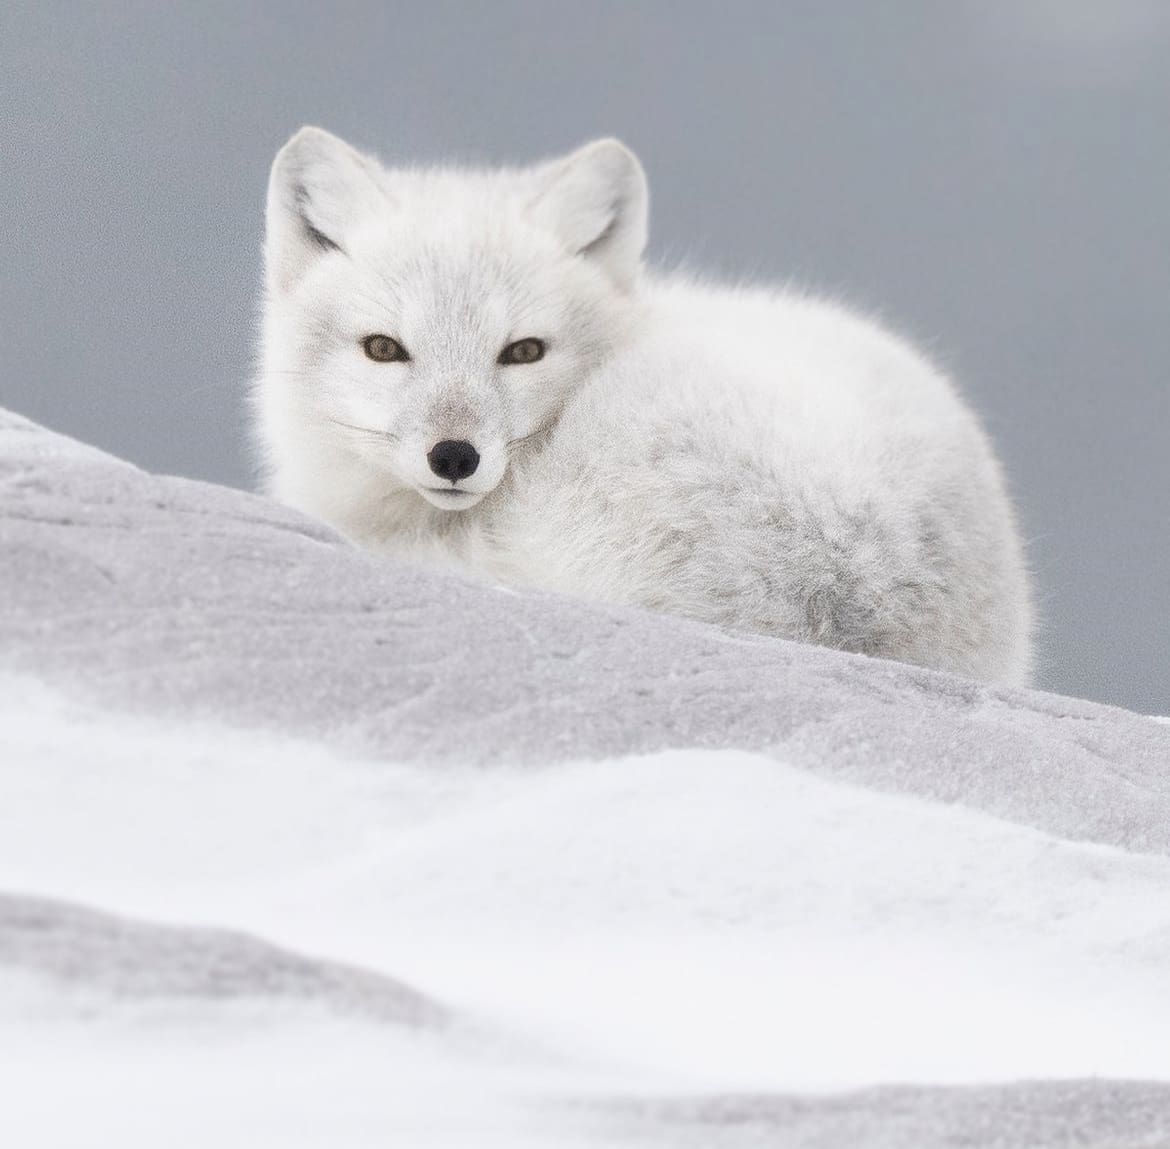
[
  {"xmin": 351, "ymin": 212, "xmax": 568, "ymax": 290},
  {"xmin": 313, "ymin": 234, "xmax": 580, "ymax": 346}
]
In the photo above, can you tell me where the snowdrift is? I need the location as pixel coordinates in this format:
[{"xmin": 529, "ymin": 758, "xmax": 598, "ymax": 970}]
[{"xmin": 1, "ymin": 406, "xmax": 1168, "ymax": 1147}]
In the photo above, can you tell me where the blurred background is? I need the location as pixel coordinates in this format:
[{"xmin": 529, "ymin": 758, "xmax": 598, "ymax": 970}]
[{"xmin": 1, "ymin": 1, "xmax": 1166, "ymax": 711}]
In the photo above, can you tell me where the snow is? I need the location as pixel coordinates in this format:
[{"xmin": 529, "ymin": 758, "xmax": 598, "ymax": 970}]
[
  {"xmin": 3, "ymin": 677, "xmax": 1170, "ymax": 1145},
  {"xmin": 2, "ymin": 406, "xmax": 1170, "ymax": 1146}
]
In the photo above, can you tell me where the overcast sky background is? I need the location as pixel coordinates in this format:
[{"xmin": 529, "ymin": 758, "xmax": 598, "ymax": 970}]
[{"xmin": 2, "ymin": 1, "xmax": 1167, "ymax": 712}]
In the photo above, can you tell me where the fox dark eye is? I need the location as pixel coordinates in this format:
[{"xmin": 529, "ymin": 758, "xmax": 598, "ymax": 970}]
[
  {"xmin": 362, "ymin": 334, "xmax": 409, "ymax": 363},
  {"xmin": 498, "ymin": 338, "xmax": 545, "ymax": 365}
]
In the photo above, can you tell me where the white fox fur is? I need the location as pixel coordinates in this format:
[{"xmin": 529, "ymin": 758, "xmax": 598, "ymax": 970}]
[{"xmin": 254, "ymin": 127, "xmax": 1033, "ymax": 684}]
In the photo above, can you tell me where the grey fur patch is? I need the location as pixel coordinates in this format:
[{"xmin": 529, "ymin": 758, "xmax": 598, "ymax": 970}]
[{"xmin": 294, "ymin": 184, "xmax": 342, "ymax": 253}]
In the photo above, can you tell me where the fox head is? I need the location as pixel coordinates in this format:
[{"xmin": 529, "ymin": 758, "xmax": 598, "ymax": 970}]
[{"xmin": 259, "ymin": 127, "xmax": 647, "ymax": 511}]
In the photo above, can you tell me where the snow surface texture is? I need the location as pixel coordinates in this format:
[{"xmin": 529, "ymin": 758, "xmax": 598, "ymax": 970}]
[{"xmin": 1, "ymin": 405, "xmax": 1169, "ymax": 1147}]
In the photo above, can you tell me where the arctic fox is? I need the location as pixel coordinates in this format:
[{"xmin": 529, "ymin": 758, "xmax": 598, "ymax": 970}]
[{"xmin": 254, "ymin": 127, "xmax": 1033, "ymax": 685}]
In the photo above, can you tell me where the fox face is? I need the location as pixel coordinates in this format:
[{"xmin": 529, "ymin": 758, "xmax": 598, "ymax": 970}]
[{"xmin": 261, "ymin": 128, "xmax": 647, "ymax": 510}]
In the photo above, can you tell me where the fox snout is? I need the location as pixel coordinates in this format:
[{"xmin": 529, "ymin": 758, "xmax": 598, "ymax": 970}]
[
  {"xmin": 427, "ymin": 440, "xmax": 480, "ymax": 482},
  {"xmin": 409, "ymin": 433, "xmax": 504, "ymax": 511}
]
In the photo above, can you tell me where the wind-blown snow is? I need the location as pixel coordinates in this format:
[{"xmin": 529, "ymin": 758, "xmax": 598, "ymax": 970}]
[
  {"xmin": 3, "ymin": 672, "xmax": 1170, "ymax": 1094},
  {"xmin": 2, "ymin": 406, "xmax": 1169, "ymax": 1146}
]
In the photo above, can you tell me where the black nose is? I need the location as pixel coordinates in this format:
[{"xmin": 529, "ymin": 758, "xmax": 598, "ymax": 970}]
[{"xmin": 427, "ymin": 439, "xmax": 480, "ymax": 482}]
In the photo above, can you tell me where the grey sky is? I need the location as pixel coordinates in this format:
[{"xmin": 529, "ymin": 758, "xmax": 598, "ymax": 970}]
[{"xmin": 1, "ymin": 1, "xmax": 1166, "ymax": 712}]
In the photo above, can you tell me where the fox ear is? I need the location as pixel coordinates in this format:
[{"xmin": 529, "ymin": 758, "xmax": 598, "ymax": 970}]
[
  {"xmin": 265, "ymin": 126, "xmax": 388, "ymax": 294},
  {"xmin": 531, "ymin": 139, "xmax": 648, "ymax": 291}
]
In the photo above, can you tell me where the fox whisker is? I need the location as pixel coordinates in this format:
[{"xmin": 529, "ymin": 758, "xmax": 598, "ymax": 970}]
[{"xmin": 329, "ymin": 418, "xmax": 399, "ymax": 443}]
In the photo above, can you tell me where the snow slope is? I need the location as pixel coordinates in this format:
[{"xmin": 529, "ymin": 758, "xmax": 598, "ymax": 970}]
[{"xmin": 1, "ymin": 407, "xmax": 1169, "ymax": 1147}]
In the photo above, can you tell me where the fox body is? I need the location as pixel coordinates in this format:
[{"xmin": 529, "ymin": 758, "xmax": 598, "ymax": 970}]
[{"xmin": 255, "ymin": 128, "xmax": 1033, "ymax": 684}]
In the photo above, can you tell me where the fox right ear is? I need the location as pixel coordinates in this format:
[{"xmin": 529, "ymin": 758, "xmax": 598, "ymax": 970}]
[
  {"xmin": 265, "ymin": 127, "xmax": 388, "ymax": 295},
  {"xmin": 530, "ymin": 139, "xmax": 648, "ymax": 292}
]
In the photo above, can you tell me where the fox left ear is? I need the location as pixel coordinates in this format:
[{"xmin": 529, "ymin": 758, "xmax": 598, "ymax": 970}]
[
  {"xmin": 531, "ymin": 139, "xmax": 648, "ymax": 291},
  {"xmin": 265, "ymin": 126, "xmax": 390, "ymax": 295}
]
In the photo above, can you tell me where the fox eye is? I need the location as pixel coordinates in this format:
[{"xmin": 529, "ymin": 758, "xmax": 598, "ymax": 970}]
[
  {"xmin": 362, "ymin": 334, "xmax": 409, "ymax": 363},
  {"xmin": 498, "ymin": 338, "xmax": 545, "ymax": 365}
]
